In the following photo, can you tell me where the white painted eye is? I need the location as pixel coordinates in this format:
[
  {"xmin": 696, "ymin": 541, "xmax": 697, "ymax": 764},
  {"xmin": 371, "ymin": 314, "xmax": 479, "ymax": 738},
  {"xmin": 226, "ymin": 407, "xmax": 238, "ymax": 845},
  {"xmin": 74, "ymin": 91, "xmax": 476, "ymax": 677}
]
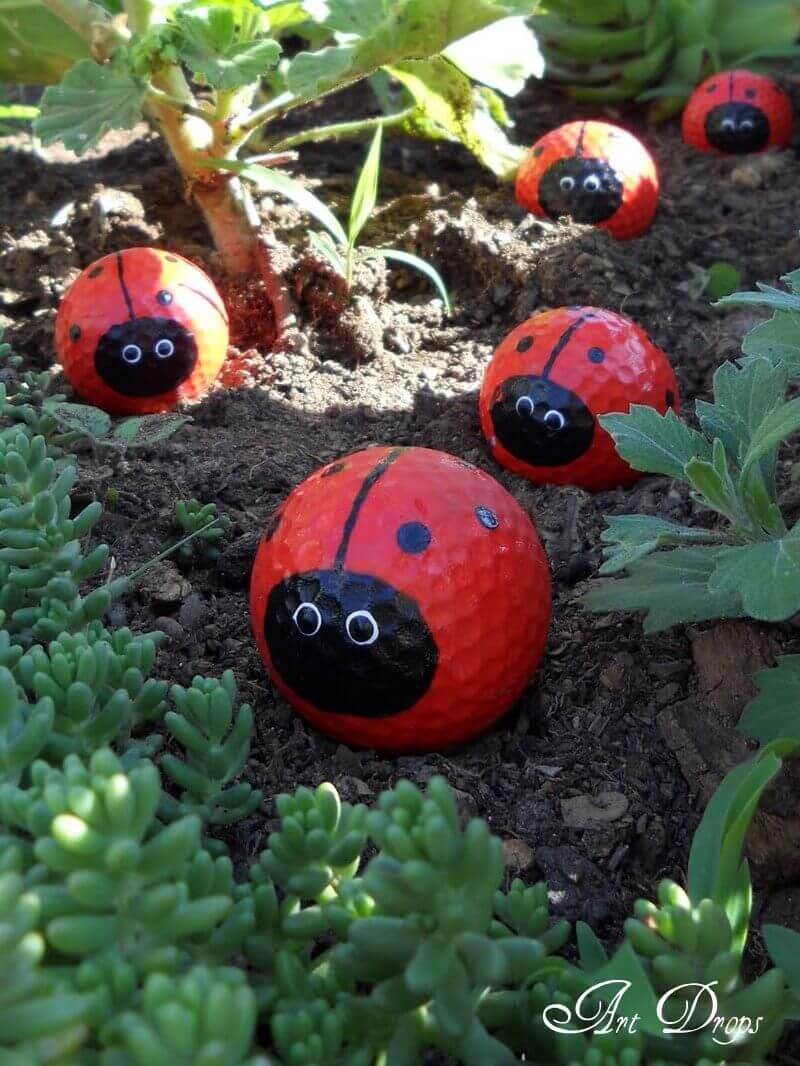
[
  {"xmin": 121, "ymin": 344, "xmax": 142, "ymax": 364},
  {"xmin": 583, "ymin": 174, "xmax": 601, "ymax": 192},
  {"xmin": 292, "ymin": 602, "xmax": 321, "ymax": 637},
  {"xmin": 559, "ymin": 175, "xmax": 575, "ymax": 192},
  {"xmin": 544, "ymin": 409, "xmax": 566, "ymax": 430},
  {"xmin": 740, "ymin": 118, "xmax": 754, "ymax": 131},
  {"xmin": 154, "ymin": 338, "xmax": 174, "ymax": 358},
  {"xmin": 345, "ymin": 610, "xmax": 379, "ymax": 646},
  {"xmin": 721, "ymin": 117, "xmax": 736, "ymax": 131},
  {"xmin": 515, "ymin": 395, "xmax": 535, "ymax": 417}
]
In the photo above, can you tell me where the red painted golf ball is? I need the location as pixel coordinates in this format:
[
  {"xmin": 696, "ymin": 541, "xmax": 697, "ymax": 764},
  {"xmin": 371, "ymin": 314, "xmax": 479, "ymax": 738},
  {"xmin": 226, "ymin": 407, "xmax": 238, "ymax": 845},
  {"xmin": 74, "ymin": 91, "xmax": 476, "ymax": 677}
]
[
  {"xmin": 682, "ymin": 71, "xmax": 793, "ymax": 155},
  {"xmin": 479, "ymin": 307, "xmax": 679, "ymax": 491},
  {"xmin": 55, "ymin": 247, "xmax": 229, "ymax": 414},
  {"xmin": 516, "ymin": 120, "xmax": 659, "ymax": 240},
  {"xmin": 250, "ymin": 447, "xmax": 551, "ymax": 753}
]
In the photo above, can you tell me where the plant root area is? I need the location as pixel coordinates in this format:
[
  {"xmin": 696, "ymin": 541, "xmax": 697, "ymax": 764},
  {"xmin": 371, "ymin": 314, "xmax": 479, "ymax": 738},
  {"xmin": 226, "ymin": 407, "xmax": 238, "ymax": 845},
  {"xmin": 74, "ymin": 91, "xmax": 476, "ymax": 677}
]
[{"xmin": 2, "ymin": 85, "xmax": 800, "ymax": 1019}]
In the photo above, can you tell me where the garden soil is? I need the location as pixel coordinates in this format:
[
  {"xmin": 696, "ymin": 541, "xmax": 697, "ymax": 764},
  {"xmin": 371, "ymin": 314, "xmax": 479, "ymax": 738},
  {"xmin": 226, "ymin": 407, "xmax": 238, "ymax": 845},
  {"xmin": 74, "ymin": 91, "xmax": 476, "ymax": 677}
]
[{"xmin": 2, "ymin": 82, "xmax": 800, "ymax": 1056}]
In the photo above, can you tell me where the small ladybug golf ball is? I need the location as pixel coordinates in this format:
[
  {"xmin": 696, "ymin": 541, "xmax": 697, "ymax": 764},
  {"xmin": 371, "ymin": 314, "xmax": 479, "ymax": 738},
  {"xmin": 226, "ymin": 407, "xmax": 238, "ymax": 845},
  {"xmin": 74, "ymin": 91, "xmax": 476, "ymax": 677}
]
[
  {"xmin": 250, "ymin": 447, "xmax": 551, "ymax": 753},
  {"xmin": 682, "ymin": 71, "xmax": 793, "ymax": 155},
  {"xmin": 515, "ymin": 121, "xmax": 659, "ymax": 240},
  {"xmin": 480, "ymin": 307, "xmax": 679, "ymax": 492},
  {"xmin": 56, "ymin": 247, "xmax": 229, "ymax": 414}
]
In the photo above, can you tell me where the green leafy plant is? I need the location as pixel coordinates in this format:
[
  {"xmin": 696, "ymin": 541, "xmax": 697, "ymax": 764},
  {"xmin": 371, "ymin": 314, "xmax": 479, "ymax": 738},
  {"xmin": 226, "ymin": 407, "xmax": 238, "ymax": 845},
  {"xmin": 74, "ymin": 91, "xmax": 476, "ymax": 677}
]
[
  {"xmin": 308, "ymin": 126, "xmax": 452, "ymax": 312},
  {"xmin": 533, "ymin": 0, "xmax": 800, "ymax": 119},
  {"xmin": 174, "ymin": 498, "xmax": 232, "ymax": 563},
  {"xmin": 686, "ymin": 261, "xmax": 742, "ymax": 302},
  {"xmin": 20, "ymin": 0, "xmax": 542, "ymax": 336},
  {"xmin": 584, "ymin": 352, "xmax": 800, "ymax": 631},
  {"xmin": 717, "ymin": 265, "xmax": 800, "ymax": 379}
]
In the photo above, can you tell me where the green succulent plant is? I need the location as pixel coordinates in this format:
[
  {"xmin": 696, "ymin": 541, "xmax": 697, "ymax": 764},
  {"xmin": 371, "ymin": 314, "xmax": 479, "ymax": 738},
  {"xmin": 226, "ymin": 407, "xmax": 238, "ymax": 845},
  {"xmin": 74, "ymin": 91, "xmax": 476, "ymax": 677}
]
[{"xmin": 533, "ymin": 0, "xmax": 800, "ymax": 119}]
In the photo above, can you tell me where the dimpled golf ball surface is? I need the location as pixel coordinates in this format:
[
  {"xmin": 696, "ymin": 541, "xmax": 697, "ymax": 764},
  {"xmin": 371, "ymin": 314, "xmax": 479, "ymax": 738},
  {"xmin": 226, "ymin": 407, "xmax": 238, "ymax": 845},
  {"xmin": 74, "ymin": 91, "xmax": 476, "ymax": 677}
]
[
  {"xmin": 250, "ymin": 446, "xmax": 552, "ymax": 752},
  {"xmin": 515, "ymin": 120, "xmax": 659, "ymax": 240},
  {"xmin": 56, "ymin": 247, "xmax": 229, "ymax": 415},
  {"xmin": 480, "ymin": 307, "xmax": 679, "ymax": 491},
  {"xmin": 682, "ymin": 70, "xmax": 793, "ymax": 156}
]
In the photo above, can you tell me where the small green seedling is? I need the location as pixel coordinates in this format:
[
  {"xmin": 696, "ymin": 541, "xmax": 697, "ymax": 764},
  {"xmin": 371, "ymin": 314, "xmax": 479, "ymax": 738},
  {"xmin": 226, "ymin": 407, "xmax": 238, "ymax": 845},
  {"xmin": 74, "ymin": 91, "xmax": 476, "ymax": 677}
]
[
  {"xmin": 308, "ymin": 126, "xmax": 452, "ymax": 313},
  {"xmin": 174, "ymin": 499, "xmax": 232, "ymax": 563},
  {"xmin": 686, "ymin": 260, "xmax": 742, "ymax": 301}
]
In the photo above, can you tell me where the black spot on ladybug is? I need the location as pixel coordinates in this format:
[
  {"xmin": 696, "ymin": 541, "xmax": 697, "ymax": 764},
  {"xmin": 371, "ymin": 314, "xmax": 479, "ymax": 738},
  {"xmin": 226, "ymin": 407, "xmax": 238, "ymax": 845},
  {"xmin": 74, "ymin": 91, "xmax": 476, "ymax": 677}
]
[
  {"xmin": 396, "ymin": 521, "xmax": 431, "ymax": 554},
  {"xmin": 157, "ymin": 290, "xmax": 173, "ymax": 306},
  {"xmin": 538, "ymin": 157, "xmax": 623, "ymax": 225},
  {"xmin": 263, "ymin": 510, "xmax": 282, "ymax": 543},
  {"xmin": 516, "ymin": 336, "xmax": 534, "ymax": 353},
  {"xmin": 476, "ymin": 506, "xmax": 499, "ymax": 530},
  {"xmin": 666, "ymin": 389, "xmax": 675, "ymax": 408},
  {"xmin": 265, "ymin": 569, "xmax": 438, "ymax": 718},
  {"xmin": 706, "ymin": 83, "xmax": 717, "ymax": 93},
  {"xmin": 88, "ymin": 266, "xmax": 103, "ymax": 279},
  {"xmin": 69, "ymin": 324, "xmax": 81, "ymax": 341},
  {"xmin": 321, "ymin": 461, "xmax": 346, "ymax": 478},
  {"xmin": 491, "ymin": 374, "xmax": 596, "ymax": 467},
  {"xmin": 94, "ymin": 317, "xmax": 197, "ymax": 398},
  {"xmin": 532, "ymin": 146, "xmax": 544, "ymax": 157},
  {"xmin": 745, "ymin": 88, "xmax": 757, "ymax": 100},
  {"xmin": 588, "ymin": 347, "xmax": 605, "ymax": 364},
  {"xmin": 704, "ymin": 102, "xmax": 769, "ymax": 153}
]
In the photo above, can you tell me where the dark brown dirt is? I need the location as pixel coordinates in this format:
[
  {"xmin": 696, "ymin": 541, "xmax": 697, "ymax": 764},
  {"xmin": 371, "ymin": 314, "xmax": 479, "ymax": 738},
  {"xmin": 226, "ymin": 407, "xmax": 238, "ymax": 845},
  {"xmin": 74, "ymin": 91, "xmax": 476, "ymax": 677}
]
[{"xmin": 2, "ymin": 84, "xmax": 800, "ymax": 1011}]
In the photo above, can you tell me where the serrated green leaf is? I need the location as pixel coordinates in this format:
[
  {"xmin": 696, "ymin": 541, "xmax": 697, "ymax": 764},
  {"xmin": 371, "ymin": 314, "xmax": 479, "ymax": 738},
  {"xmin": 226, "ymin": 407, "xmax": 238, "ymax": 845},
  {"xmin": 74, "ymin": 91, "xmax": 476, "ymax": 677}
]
[
  {"xmin": 176, "ymin": 8, "xmax": 282, "ymax": 89},
  {"xmin": 35, "ymin": 56, "xmax": 147, "ymax": 155},
  {"xmin": 113, "ymin": 414, "xmax": 189, "ymax": 447},
  {"xmin": 597, "ymin": 514, "xmax": 724, "ymax": 575},
  {"xmin": 741, "ymin": 312, "xmax": 800, "ymax": 378},
  {"xmin": 583, "ymin": 546, "xmax": 743, "ymax": 633},
  {"xmin": 695, "ymin": 356, "xmax": 787, "ymax": 465},
  {"xmin": 685, "ymin": 440, "xmax": 742, "ymax": 524},
  {"xmin": 443, "ymin": 16, "xmax": 543, "ymax": 96},
  {"xmin": 708, "ymin": 531, "xmax": 800, "ymax": 621},
  {"xmin": 50, "ymin": 403, "xmax": 111, "ymax": 440},
  {"xmin": 600, "ymin": 405, "xmax": 711, "ymax": 480},
  {"xmin": 739, "ymin": 656, "xmax": 800, "ymax": 744},
  {"xmin": 741, "ymin": 395, "xmax": 800, "ymax": 477}
]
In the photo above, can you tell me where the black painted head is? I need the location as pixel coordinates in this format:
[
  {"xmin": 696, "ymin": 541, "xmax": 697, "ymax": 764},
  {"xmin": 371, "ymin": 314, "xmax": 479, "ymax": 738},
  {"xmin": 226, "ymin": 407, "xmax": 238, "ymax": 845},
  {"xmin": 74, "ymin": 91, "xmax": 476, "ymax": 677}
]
[
  {"xmin": 94, "ymin": 317, "xmax": 197, "ymax": 397},
  {"xmin": 704, "ymin": 102, "xmax": 769, "ymax": 153},
  {"xmin": 265, "ymin": 568, "xmax": 438, "ymax": 718},
  {"xmin": 490, "ymin": 374, "xmax": 595, "ymax": 467},
  {"xmin": 538, "ymin": 157, "xmax": 623, "ymax": 224}
]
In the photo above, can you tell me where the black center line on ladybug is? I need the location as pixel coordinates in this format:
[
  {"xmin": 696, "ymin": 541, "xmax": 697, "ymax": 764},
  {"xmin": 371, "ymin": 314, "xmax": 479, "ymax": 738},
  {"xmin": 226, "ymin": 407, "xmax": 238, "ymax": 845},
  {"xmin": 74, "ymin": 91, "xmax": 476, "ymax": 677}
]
[
  {"xmin": 538, "ymin": 122, "xmax": 623, "ymax": 224},
  {"xmin": 704, "ymin": 72, "xmax": 769, "ymax": 153},
  {"xmin": 491, "ymin": 315, "xmax": 599, "ymax": 467},
  {"xmin": 89, "ymin": 253, "xmax": 199, "ymax": 398}
]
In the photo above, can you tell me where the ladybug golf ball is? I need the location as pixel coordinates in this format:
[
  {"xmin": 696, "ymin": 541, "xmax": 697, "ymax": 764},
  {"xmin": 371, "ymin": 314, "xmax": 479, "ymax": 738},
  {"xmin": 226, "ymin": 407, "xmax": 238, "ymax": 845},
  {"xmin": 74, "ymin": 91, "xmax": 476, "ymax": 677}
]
[
  {"xmin": 250, "ymin": 447, "xmax": 551, "ymax": 753},
  {"xmin": 480, "ymin": 307, "xmax": 678, "ymax": 492},
  {"xmin": 56, "ymin": 248, "xmax": 229, "ymax": 414},
  {"xmin": 515, "ymin": 121, "xmax": 659, "ymax": 240},
  {"xmin": 682, "ymin": 70, "xmax": 793, "ymax": 155}
]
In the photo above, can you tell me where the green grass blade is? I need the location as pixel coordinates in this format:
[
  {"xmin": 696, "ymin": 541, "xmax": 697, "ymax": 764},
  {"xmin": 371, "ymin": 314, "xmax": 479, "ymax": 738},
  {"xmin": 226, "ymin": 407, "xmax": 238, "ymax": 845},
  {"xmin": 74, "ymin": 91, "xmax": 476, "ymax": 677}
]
[
  {"xmin": 348, "ymin": 125, "xmax": 383, "ymax": 247},
  {"xmin": 366, "ymin": 248, "xmax": 452, "ymax": 315}
]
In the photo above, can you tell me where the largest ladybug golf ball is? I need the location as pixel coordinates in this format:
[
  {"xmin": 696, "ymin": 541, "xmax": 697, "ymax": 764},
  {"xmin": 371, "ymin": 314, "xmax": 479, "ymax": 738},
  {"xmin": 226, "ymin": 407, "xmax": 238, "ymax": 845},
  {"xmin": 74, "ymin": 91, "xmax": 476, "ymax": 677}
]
[
  {"xmin": 250, "ymin": 447, "xmax": 552, "ymax": 753},
  {"xmin": 480, "ymin": 307, "xmax": 679, "ymax": 491},
  {"xmin": 56, "ymin": 247, "xmax": 229, "ymax": 414},
  {"xmin": 516, "ymin": 120, "xmax": 659, "ymax": 241}
]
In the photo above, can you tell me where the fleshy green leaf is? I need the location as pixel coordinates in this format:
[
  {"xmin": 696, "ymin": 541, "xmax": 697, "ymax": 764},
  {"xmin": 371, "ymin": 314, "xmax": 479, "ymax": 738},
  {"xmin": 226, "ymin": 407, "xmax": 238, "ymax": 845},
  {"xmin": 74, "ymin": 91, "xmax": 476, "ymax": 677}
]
[
  {"xmin": 583, "ymin": 546, "xmax": 743, "ymax": 633},
  {"xmin": 34, "ymin": 56, "xmax": 147, "ymax": 155},
  {"xmin": 739, "ymin": 656, "xmax": 800, "ymax": 744},
  {"xmin": 600, "ymin": 405, "xmax": 711, "ymax": 480},
  {"xmin": 708, "ymin": 529, "xmax": 800, "ymax": 621},
  {"xmin": 764, "ymin": 925, "xmax": 800, "ymax": 997}
]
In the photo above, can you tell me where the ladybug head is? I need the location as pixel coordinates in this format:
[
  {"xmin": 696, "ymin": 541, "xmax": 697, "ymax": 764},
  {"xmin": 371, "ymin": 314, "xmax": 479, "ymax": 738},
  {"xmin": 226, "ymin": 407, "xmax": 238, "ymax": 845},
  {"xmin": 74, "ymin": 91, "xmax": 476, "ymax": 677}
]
[
  {"xmin": 538, "ymin": 156, "xmax": 622, "ymax": 224},
  {"xmin": 705, "ymin": 100, "xmax": 768, "ymax": 153},
  {"xmin": 94, "ymin": 315, "xmax": 197, "ymax": 397},
  {"xmin": 262, "ymin": 452, "xmax": 440, "ymax": 719},
  {"xmin": 490, "ymin": 315, "xmax": 604, "ymax": 467}
]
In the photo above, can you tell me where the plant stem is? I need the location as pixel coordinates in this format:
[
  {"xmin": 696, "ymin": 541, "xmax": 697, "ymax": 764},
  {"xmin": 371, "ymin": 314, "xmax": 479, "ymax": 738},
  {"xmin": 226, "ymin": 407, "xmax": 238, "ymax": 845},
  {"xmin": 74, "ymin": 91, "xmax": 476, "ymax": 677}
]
[{"xmin": 267, "ymin": 109, "xmax": 415, "ymax": 152}]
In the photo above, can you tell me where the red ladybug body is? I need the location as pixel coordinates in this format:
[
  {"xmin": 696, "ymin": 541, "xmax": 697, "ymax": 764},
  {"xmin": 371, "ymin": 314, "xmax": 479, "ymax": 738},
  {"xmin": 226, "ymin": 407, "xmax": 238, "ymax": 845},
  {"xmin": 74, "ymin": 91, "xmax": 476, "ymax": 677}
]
[
  {"xmin": 479, "ymin": 307, "xmax": 679, "ymax": 492},
  {"xmin": 515, "ymin": 121, "xmax": 659, "ymax": 240},
  {"xmin": 250, "ymin": 447, "xmax": 551, "ymax": 753},
  {"xmin": 55, "ymin": 248, "xmax": 229, "ymax": 414},
  {"xmin": 682, "ymin": 71, "xmax": 793, "ymax": 155}
]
